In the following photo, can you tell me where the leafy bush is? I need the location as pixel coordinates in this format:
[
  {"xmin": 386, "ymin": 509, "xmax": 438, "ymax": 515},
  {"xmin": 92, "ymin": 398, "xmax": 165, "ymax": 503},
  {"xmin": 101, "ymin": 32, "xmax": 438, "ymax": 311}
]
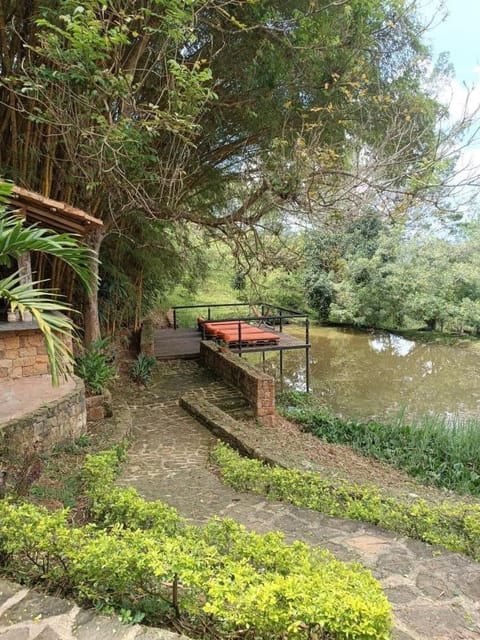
[
  {"xmin": 129, "ymin": 352, "xmax": 157, "ymax": 385},
  {"xmin": 74, "ymin": 337, "xmax": 116, "ymax": 395},
  {"xmin": 0, "ymin": 448, "xmax": 392, "ymax": 640},
  {"xmin": 277, "ymin": 391, "xmax": 480, "ymax": 496},
  {"xmin": 211, "ymin": 443, "xmax": 480, "ymax": 561}
]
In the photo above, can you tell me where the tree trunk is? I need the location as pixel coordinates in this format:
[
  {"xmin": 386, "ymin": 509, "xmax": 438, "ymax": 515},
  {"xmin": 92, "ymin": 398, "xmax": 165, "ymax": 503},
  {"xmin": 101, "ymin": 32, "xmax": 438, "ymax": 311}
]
[{"xmin": 83, "ymin": 227, "xmax": 104, "ymax": 346}]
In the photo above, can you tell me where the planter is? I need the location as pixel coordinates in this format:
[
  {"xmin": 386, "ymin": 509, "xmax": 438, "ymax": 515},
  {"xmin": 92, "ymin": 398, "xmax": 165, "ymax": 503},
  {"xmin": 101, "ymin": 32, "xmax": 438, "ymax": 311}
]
[{"xmin": 85, "ymin": 389, "xmax": 112, "ymax": 423}]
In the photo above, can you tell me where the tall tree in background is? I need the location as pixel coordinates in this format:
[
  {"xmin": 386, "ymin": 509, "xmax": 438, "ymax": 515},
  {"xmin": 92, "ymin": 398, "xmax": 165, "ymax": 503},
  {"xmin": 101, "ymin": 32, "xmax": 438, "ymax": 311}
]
[{"xmin": 0, "ymin": 0, "xmax": 472, "ymax": 336}]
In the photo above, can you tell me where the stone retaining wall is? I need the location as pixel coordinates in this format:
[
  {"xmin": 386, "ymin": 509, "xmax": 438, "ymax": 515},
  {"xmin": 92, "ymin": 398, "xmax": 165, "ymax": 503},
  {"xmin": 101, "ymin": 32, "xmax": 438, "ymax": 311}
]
[
  {"xmin": 0, "ymin": 376, "xmax": 86, "ymax": 456},
  {"xmin": 199, "ymin": 341, "xmax": 275, "ymax": 422}
]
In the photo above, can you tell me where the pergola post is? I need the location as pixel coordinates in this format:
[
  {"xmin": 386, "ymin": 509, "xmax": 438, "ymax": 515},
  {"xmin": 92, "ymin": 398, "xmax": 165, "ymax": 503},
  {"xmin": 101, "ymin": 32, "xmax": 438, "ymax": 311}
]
[{"xmin": 14, "ymin": 252, "xmax": 33, "ymax": 322}]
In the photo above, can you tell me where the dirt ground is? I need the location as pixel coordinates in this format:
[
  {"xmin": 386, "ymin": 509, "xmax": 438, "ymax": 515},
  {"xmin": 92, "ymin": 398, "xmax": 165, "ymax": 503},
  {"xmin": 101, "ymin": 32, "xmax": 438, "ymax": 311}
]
[{"xmin": 236, "ymin": 413, "xmax": 480, "ymax": 506}]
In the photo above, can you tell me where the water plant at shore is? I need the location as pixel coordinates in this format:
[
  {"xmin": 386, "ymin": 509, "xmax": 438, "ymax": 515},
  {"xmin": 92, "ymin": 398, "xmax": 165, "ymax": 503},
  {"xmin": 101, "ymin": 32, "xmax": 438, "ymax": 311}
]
[
  {"xmin": 0, "ymin": 447, "xmax": 392, "ymax": 640},
  {"xmin": 211, "ymin": 443, "xmax": 480, "ymax": 561},
  {"xmin": 278, "ymin": 391, "xmax": 480, "ymax": 497}
]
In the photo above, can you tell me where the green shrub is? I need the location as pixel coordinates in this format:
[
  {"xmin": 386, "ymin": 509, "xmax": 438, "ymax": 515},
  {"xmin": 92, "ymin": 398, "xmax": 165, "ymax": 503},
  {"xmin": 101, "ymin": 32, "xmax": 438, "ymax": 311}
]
[
  {"xmin": 74, "ymin": 338, "xmax": 116, "ymax": 395},
  {"xmin": 277, "ymin": 391, "xmax": 480, "ymax": 497},
  {"xmin": 129, "ymin": 353, "xmax": 157, "ymax": 385},
  {"xmin": 0, "ymin": 448, "xmax": 392, "ymax": 640},
  {"xmin": 211, "ymin": 443, "xmax": 480, "ymax": 561}
]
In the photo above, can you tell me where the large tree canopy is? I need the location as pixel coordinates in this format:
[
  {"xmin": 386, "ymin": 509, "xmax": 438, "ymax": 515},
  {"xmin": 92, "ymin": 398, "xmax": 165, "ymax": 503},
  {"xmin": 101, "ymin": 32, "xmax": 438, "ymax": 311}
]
[{"xmin": 0, "ymin": 0, "xmax": 468, "ymax": 336}]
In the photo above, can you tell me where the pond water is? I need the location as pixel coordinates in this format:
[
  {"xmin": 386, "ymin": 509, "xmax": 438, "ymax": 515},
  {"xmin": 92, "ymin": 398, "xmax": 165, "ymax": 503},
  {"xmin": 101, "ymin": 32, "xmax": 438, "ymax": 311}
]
[{"xmin": 245, "ymin": 325, "xmax": 480, "ymax": 422}]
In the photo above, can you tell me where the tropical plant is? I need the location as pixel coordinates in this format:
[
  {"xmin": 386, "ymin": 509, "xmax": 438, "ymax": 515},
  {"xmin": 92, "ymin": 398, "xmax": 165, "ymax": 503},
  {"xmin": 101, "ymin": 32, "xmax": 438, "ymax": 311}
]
[
  {"xmin": 129, "ymin": 352, "xmax": 157, "ymax": 386},
  {"xmin": 0, "ymin": 182, "xmax": 94, "ymax": 384},
  {"xmin": 74, "ymin": 338, "xmax": 116, "ymax": 395}
]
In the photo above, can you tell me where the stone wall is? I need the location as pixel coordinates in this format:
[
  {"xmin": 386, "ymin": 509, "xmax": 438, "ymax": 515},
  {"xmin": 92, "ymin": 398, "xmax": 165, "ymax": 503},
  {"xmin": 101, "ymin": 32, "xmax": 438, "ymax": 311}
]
[
  {"xmin": 0, "ymin": 377, "xmax": 86, "ymax": 457},
  {"xmin": 199, "ymin": 341, "xmax": 275, "ymax": 422},
  {"xmin": 140, "ymin": 318, "xmax": 155, "ymax": 357},
  {"xmin": 0, "ymin": 327, "xmax": 50, "ymax": 380}
]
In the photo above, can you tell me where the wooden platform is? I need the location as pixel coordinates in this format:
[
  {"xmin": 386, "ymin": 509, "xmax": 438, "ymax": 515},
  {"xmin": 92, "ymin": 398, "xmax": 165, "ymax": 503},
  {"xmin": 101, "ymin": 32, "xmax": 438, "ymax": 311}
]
[{"xmin": 153, "ymin": 327, "xmax": 308, "ymax": 360}]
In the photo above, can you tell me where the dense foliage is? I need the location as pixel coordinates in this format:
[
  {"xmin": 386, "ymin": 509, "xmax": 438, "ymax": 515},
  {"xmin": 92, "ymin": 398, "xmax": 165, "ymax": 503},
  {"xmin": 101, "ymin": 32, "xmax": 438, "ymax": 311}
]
[
  {"xmin": 0, "ymin": 0, "xmax": 455, "ymax": 338},
  {"xmin": 301, "ymin": 214, "xmax": 480, "ymax": 331},
  {"xmin": 0, "ymin": 447, "xmax": 392, "ymax": 639},
  {"xmin": 278, "ymin": 392, "xmax": 480, "ymax": 496},
  {"xmin": 211, "ymin": 443, "xmax": 480, "ymax": 561}
]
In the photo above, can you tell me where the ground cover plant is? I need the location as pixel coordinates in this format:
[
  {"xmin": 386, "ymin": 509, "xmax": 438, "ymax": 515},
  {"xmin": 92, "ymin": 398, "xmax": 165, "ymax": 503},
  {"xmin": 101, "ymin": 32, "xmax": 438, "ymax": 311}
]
[
  {"xmin": 211, "ymin": 443, "xmax": 480, "ymax": 561},
  {"xmin": 278, "ymin": 391, "xmax": 480, "ymax": 497},
  {"xmin": 0, "ymin": 447, "xmax": 392, "ymax": 640}
]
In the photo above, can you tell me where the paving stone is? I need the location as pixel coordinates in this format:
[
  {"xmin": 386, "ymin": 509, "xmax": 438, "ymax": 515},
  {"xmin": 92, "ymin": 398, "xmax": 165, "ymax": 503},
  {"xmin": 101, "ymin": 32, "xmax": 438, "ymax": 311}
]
[
  {"xmin": 391, "ymin": 628, "xmax": 417, "ymax": 640},
  {"xmin": 0, "ymin": 627, "xmax": 30, "ymax": 639},
  {"xmin": 396, "ymin": 603, "xmax": 479, "ymax": 638},
  {"xmin": 416, "ymin": 572, "xmax": 452, "ymax": 599},
  {"xmin": 384, "ymin": 586, "xmax": 421, "ymax": 605},
  {"xmin": 0, "ymin": 590, "xmax": 73, "ymax": 625},
  {"xmin": 35, "ymin": 626, "xmax": 63, "ymax": 639},
  {"xmin": 0, "ymin": 580, "xmax": 24, "ymax": 608},
  {"xmin": 73, "ymin": 613, "xmax": 142, "ymax": 640}
]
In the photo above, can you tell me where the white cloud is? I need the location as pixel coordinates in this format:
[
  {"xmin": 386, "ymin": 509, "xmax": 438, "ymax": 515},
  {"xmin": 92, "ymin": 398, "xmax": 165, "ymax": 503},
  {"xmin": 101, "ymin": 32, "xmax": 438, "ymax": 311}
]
[{"xmin": 437, "ymin": 76, "xmax": 480, "ymax": 123}]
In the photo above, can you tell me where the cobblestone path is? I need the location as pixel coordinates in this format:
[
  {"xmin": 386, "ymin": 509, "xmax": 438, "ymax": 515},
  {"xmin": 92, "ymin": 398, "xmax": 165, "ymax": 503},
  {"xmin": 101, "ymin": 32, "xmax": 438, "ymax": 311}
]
[{"xmin": 117, "ymin": 360, "xmax": 480, "ymax": 640}]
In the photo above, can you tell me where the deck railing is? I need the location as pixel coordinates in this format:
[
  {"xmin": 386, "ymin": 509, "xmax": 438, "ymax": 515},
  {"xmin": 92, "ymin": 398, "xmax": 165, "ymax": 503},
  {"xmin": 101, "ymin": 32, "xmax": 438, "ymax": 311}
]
[
  {"xmin": 172, "ymin": 302, "xmax": 311, "ymax": 390},
  {"xmin": 172, "ymin": 301, "xmax": 307, "ymax": 332}
]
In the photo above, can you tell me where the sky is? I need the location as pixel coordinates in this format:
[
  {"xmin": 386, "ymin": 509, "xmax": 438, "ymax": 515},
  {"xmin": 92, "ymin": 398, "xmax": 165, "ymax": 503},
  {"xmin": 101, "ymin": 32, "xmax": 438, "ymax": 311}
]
[
  {"xmin": 419, "ymin": 0, "xmax": 480, "ymax": 192},
  {"xmin": 421, "ymin": 0, "xmax": 480, "ymax": 85}
]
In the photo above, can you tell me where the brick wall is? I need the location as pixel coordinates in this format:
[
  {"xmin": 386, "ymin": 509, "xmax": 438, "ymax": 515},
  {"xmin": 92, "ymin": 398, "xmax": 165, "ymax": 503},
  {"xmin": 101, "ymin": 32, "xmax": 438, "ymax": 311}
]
[
  {"xmin": 0, "ymin": 329, "xmax": 50, "ymax": 380},
  {"xmin": 199, "ymin": 341, "xmax": 275, "ymax": 422},
  {"xmin": 0, "ymin": 326, "xmax": 73, "ymax": 381}
]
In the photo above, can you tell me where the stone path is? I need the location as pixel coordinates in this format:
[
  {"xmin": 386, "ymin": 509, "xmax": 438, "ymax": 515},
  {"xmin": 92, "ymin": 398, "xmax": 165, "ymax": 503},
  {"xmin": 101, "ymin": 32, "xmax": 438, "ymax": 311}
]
[
  {"xmin": 0, "ymin": 578, "xmax": 189, "ymax": 640},
  {"xmin": 117, "ymin": 360, "xmax": 480, "ymax": 640}
]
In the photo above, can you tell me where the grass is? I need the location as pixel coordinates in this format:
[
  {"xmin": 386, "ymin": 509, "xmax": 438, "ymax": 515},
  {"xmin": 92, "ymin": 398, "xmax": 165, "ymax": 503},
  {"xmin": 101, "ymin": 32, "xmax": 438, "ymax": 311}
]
[
  {"xmin": 278, "ymin": 391, "xmax": 480, "ymax": 497},
  {"xmin": 162, "ymin": 248, "xmax": 243, "ymax": 329}
]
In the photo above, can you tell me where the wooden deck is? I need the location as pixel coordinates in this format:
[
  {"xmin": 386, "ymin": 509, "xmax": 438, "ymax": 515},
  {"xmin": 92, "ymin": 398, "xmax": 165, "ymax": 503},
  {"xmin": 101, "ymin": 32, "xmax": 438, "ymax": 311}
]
[{"xmin": 153, "ymin": 327, "xmax": 308, "ymax": 360}]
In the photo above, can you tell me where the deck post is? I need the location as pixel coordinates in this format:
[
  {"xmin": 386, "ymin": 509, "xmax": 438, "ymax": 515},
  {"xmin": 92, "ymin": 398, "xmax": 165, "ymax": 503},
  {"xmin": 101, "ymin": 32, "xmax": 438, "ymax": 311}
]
[
  {"xmin": 208, "ymin": 307, "xmax": 211, "ymax": 321},
  {"xmin": 305, "ymin": 318, "xmax": 310, "ymax": 393},
  {"xmin": 173, "ymin": 308, "xmax": 177, "ymax": 330},
  {"xmin": 238, "ymin": 321, "xmax": 242, "ymax": 357},
  {"xmin": 279, "ymin": 309, "xmax": 283, "ymax": 332},
  {"xmin": 279, "ymin": 348, "xmax": 284, "ymax": 392}
]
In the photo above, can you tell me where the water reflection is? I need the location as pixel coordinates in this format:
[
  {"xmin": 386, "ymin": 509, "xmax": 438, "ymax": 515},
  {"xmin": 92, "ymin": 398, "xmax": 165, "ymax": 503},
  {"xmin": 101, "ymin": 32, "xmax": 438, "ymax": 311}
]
[
  {"xmin": 245, "ymin": 326, "xmax": 480, "ymax": 421},
  {"xmin": 369, "ymin": 334, "xmax": 415, "ymax": 357}
]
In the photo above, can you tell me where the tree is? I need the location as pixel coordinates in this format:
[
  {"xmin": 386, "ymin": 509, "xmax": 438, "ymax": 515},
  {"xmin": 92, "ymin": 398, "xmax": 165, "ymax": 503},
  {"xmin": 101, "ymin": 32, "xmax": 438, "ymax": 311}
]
[
  {"xmin": 0, "ymin": 183, "xmax": 93, "ymax": 383},
  {"xmin": 1, "ymin": 0, "xmax": 475, "ymax": 335}
]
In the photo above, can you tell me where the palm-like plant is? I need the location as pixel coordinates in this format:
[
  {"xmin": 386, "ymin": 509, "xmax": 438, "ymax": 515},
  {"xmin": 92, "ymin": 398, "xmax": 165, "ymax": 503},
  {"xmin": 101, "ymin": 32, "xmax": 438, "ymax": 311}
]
[{"xmin": 0, "ymin": 182, "xmax": 94, "ymax": 384}]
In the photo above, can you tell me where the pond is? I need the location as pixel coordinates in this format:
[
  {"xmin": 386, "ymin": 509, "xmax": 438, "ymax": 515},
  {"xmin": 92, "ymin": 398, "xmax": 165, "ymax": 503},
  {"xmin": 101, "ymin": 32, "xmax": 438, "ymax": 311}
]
[{"xmin": 245, "ymin": 325, "xmax": 480, "ymax": 422}]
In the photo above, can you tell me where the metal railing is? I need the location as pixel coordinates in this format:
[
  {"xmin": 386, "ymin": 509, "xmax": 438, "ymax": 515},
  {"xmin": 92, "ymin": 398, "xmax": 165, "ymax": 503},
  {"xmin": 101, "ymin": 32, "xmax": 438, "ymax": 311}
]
[
  {"xmin": 171, "ymin": 301, "xmax": 311, "ymax": 391},
  {"xmin": 172, "ymin": 301, "xmax": 307, "ymax": 332}
]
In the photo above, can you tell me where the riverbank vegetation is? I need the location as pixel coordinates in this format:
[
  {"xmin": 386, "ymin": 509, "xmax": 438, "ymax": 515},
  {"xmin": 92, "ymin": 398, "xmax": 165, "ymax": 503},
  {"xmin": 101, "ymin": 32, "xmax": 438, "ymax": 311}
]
[
  {"xmin": 278, "ymin": 391, "xmax": 480, "ymax": 497},
  {"xmin": 0, "ymin": 447, "xmax": 392, "ymax": 640}
]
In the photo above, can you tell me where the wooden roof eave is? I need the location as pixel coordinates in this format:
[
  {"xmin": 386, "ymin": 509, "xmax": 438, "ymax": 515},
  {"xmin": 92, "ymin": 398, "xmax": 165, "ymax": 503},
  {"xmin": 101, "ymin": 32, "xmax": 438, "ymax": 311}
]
[{"xmin": 9, "ymin": 186, "xmax": 103, "ymax": 236}]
